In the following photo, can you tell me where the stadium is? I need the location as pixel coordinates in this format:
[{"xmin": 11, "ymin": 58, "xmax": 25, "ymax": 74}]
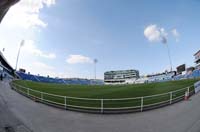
[
  {"xmin": 1, "ymin": 46, "xmax": 200, "ymax": 113},
  {"xmin": 1, "ymin": 0, "xmax": 200, "ymax": 132},
  {"xmin": 0, "ymin": 0, "xmax": 200, "ymax": 114}
]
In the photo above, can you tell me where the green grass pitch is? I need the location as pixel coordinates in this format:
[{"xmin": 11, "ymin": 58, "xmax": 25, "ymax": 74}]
[{"xmin": 12, "ymin": 79, "xmax": 199, "ymax": 109}]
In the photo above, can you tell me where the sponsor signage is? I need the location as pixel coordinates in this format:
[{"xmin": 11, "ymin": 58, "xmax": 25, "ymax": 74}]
[{"xmin": 194, "ymin": 81, "xmax": 200, "ymax": 93}]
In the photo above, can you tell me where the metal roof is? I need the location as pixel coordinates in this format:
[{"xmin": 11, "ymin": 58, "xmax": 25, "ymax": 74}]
[
  {"xmin": 0, "ymin": 51, "xmax": 14, "ymax": 72},
  {"xmin": 194, "ymin": 50, "xmax": 200, "ymax": 56},
  {"xmin": 0, "ymin": 0, "xmax": 19, "ymax": 23}
]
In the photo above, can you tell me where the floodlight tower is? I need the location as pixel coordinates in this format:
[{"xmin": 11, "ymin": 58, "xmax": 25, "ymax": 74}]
[
  {"xmin": 94, "ymin": 59, "xmax": 98, "ymax": 80},
  {"xmin": 15, "ymin": 40, "xmax": 24, "ymax": 71},
  {"xmin": 161, "ymin": 37, "xmax": 173, "ymax": 71}
]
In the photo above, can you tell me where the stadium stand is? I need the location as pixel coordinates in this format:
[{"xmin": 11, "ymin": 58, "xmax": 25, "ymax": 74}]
[
  {"xmin": 0, "ymin": 51, "xmax": 14, "ymax": 79},
  {"xmin": 135, "ymin": 76, "xmax": 148, "ymax": 84},
  {"xmin": 16, "ymin": 71, "xmax": 104, "ymax": 85},
  {"xmin": 104, "ymin": 69, "xmax": 139, "ymax": 85},
  {"xmin": 192, "ymin": 69, "xmax": 200, "ymax": 77},
  {"xmin": 147, "ymin": 71, "xmax": 176, "ymax": 83},
  {"xmin": 173, "ymin": 69, "xmax": 200, "ymax": 80},
  {"xmin": 17, "ymin": 72, "xmax": 39, "ymax": 82}
]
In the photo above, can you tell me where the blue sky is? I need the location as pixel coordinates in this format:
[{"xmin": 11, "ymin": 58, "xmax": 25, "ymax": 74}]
[{"xmin": 0, "ymin": 0, "xmax": 200, "ymax": 79}]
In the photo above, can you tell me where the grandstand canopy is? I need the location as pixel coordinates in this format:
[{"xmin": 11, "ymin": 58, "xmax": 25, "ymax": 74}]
[
  {"xmin": 0, "ymin": 51, "xmax": 14, "ymax": 74},
  {"xmin": 0, "ymin": 0, "xmax": 19, "ymax": 23},
  {"xmin": 194, "ymin": 50, "xmax": 200, "ymax": 56}
]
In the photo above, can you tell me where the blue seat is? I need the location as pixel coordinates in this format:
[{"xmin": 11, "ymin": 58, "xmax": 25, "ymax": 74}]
[{"xmin": 16, "ymin": 71, "xmax": 103, "ymax": 85}]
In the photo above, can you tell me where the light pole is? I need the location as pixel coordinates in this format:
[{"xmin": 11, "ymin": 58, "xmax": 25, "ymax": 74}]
[
  {"xmin": 94, "ymin": 59, "xmax": 98, "ymax": 80},
  {"xmin": 15, "ymin": 40, "xmax": 24, "ymax": 71},
  {"xmin": 161, "ymin": 37, "xmax": 173, "ymax": 71},
  {"xmin": 166, "ymin": 42, "xmax": 173, "ymax": 71}
]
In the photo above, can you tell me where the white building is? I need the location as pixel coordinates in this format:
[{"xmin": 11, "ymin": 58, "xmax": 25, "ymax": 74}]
[
  {"xmin": 194, "ymin": 50, "xmax": 200, "ymax": 70},
  {"xmin": 104, "ymin": 69, "xmax": 139, "ymax": 84}
]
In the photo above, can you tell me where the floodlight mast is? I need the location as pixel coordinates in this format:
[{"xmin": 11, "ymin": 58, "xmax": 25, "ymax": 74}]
[
  {"xmin": 15, "ymin": 40, "xmax": 24, "ymax": 71},
  {"xmin": 94, "ymin": 59, "xmax": 98, "ymax": 80},
  {"xmin": 162, "ymin": 37, "xmax": 173, "ymax": 71},
  {"xmin": 166, "ymin": 43, "xmax": 173, "ymax": 71}
]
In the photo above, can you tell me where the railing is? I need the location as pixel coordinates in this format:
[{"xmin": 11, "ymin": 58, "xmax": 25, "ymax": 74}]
[{"xmin": 10, "ymin": 82, "xmax": 195, "ymax": 113}]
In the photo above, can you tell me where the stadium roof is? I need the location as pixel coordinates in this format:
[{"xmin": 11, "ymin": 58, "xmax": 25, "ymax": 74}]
[
  {"xmin": 194, "ymin": 50, "xmax": 200, "ymax": 56},
  {"xmin": 0, "ymin": 51, "xmax": 14, "ymax": 73},
  {"xmin": 0, "ymin": 0, "xmax": 19, "ymax": 23}
]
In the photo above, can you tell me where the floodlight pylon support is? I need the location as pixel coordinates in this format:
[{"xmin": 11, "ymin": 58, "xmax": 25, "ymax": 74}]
[
  {"xmin": 15, "ymin": 40, "xmax": 24, "ymax": 71},
  {"xmin": 165, "ymin": 43, "xmax": 173, "ymax": 72},
  {"xmin": 94, "ymin": 59, "xmax": 98, "ymax": 80}
]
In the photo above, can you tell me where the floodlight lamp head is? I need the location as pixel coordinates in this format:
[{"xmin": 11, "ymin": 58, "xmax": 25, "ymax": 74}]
[
  {"xmin": 20, "ymin": 40, "xmax": 25, "ymax": 47},
  {"xmin": 94, "ymin": 59, "xmax": 98, "ymax": 63},
  {"xmin": 161, "ymin": 36, "xmax": 167, "ymax": 44}
]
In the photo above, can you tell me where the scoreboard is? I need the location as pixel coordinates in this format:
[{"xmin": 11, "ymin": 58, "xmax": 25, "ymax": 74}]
[{"xmin": 176, "ymin": 64, "xmax": 186, "ymax": 74}]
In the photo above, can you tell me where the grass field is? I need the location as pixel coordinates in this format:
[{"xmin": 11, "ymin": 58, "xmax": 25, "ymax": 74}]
[{"xmin": 12, "ymin": 79, "xmax": 199, "ymax": 109}]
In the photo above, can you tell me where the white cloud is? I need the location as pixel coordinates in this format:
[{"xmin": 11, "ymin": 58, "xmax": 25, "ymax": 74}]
[
  {"xmin": 22, "ymin": 40, "xmax": 56, "ymax": 59},
  {"xmin": 0, "ymin": 0, "xmax": 56, "ymax": 68},
  {"xmin": 66, "ymin": 55, "xmax": 93, "ymax": 64},
  {"xmin": 26, "ymin": 61, "xmax": 55, "ymax": 77},
  {"xmin": 144, "ymin": 24, "xmax": 167, "ymax": 43},
  {"xmin": 171, "ymin": 29, "xmax": 180, "ymax": 42},
  {"xmin": 26, "ymin": 61, "xmax": 79, "ymax": 78},
  {"xmin": 144, "ymin": 25, "xmax": 161, "ymax": 42},
  {"xmin": 0, "ymin": 0, "xmax": 58, "ymax": 78},
  {"xmin": 33, "ymin": 61, "xmax": 54, "ymax": 70},
  {"xmin": 2, "ymin": 0, "xmax": 55, "ymax": 28}
]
